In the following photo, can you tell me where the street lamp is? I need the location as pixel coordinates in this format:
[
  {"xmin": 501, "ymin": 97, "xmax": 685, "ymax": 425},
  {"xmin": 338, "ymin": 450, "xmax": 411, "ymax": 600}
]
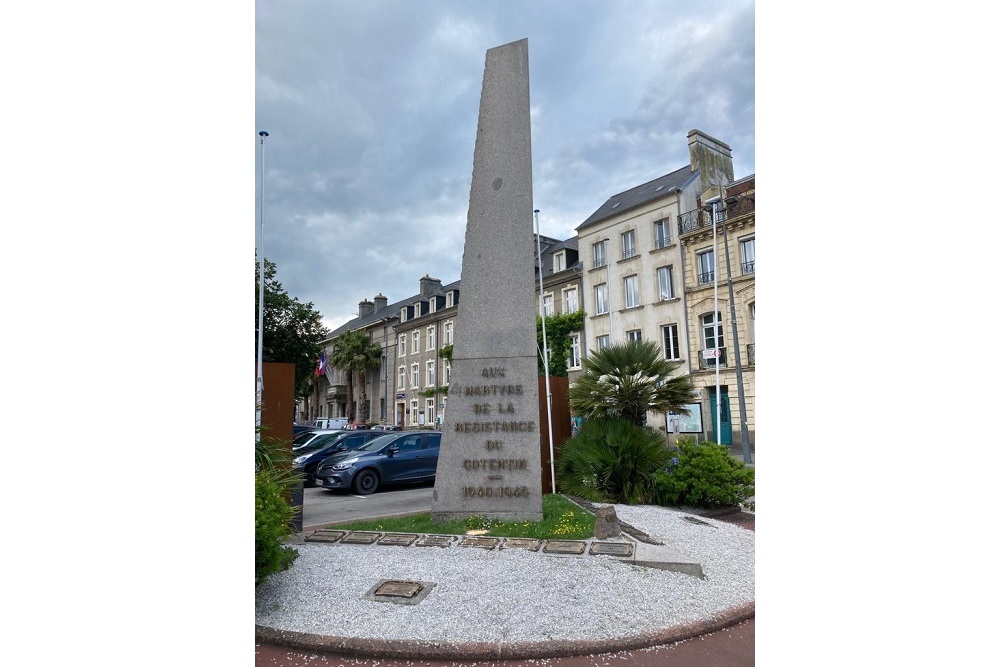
[{"xmin": 535, "ymin": 209, "xmax": 556, "ymax": 494}]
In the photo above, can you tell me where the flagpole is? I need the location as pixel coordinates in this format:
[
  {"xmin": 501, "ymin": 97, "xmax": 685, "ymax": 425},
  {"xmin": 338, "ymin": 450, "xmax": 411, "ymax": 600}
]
[{"xmin": 256, "ymin": 130, "xmax": 268, "ymax": 441}]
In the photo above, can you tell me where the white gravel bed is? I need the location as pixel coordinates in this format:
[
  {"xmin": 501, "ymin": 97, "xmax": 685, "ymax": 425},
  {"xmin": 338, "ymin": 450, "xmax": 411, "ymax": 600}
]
[{"xmin": 255, "ymin": 504, "xmax": 754, "ymax": 644}]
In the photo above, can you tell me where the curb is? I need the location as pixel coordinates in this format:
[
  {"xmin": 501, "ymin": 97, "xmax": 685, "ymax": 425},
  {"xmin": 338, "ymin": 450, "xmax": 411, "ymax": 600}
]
[{"xmin": 255, "ymin": 602, "xmax": 755, "ymax": 661}]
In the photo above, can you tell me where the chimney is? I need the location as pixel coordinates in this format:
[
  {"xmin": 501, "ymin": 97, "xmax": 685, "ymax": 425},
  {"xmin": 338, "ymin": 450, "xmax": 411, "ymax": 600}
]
[
  {"xmin": 419, "ymin": 274, "xmax": 442, "ymax": 298},
  {"xmin": 687, "ymin": 129, "xmax": 734, "ymax": 198},
  {"xmin": 373, "ymin": 293, "xmax": 388, "ymax": 313},
  {"xmin": 358, "ymin": 298, "xmax": 375, "ymax": 318}
]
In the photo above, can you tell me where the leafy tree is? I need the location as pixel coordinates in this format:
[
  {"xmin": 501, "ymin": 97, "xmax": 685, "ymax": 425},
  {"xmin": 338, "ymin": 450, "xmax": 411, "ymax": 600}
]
[
  {"xmin": 569, "ymin": 340, "xmax": 696, "ymax": 427},
  {"xmin": 255, "ymin": 256, "xmax": 328, "ymax": 400},
  {"xmin": 555, "ymin": 417, "xmax": 671, "ymax": 504},
  {"xmin": 328, "ymin": 329, "xmax": 382, "ymax": 423},
  {"xmin": 536, "ymin": 310, "xmax": 586, "ymax": 376}
]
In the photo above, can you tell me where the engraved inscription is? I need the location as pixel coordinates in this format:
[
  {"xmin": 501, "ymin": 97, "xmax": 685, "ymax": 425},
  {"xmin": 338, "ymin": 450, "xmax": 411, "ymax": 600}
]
[
  {"xmin": 462, "ymin": 458, "xmax": 527, "ymax": 471},
  {"xmin": 462, "ymin": 485, "xmax": 529, "ymax": 497}
]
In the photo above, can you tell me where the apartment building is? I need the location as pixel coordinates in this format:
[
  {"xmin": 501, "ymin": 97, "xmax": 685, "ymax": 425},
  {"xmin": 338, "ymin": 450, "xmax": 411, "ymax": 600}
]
[{"xmin": 678, "ymin": 173, "xmax": 755, "ymax": 448}]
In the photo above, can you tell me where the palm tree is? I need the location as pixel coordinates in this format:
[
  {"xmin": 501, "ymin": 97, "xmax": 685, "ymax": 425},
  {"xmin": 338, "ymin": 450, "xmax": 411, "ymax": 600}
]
[
  {"xmin": 569, "ymin": 340, "xmax": 696, "ymax": 427},
  {"xmin": 329, "ymin": 329, "xmax": 383, "ymax": 423}
]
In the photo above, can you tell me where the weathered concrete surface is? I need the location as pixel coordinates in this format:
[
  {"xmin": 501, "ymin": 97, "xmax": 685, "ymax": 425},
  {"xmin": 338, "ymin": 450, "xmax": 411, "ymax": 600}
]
[{"xmin": 431, "ymin": 38, "xmax": 543, "ymax": 522}]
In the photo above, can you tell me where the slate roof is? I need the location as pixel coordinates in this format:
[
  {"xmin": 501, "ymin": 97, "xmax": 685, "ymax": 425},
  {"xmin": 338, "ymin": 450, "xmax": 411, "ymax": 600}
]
[
  {"xmin": 326, "ymin": 279, "xmax": 461, "ymax": 340},
  {"xmin": 576, "ymin": 165, "xmax": 698, "ymax": 232}
]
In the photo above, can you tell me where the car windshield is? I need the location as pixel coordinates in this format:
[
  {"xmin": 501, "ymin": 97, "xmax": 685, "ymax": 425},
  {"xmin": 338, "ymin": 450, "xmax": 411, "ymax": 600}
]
[
  {"xmin": 354, "ymin": 434, "xmax": 400, "ymax": 452},
  {"xmin": 292, "ymin": 431, "xmax": 318, "ymax": 445}
]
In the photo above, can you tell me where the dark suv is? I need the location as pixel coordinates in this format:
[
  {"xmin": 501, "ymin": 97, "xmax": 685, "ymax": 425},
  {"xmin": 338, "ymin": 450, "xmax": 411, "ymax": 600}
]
[
  {"xmin": 314, "ymin": 431, "xmax": 441, "ymax": 495},
  {"xmin": 292, "ymin": 430, "xmax": 386, "ymax": 487}
]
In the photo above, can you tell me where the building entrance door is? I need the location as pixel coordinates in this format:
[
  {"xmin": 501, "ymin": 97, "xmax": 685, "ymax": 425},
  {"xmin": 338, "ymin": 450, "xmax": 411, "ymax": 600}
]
[{"xmin": 708, "ymin": 388, "xmax": 733, "ymax": 445}]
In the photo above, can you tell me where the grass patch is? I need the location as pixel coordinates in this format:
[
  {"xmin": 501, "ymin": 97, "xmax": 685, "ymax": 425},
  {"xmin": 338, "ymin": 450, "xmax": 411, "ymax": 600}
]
[{"xmin": 324, "ymin": 493, "xmax": 596, "ymax": 540}]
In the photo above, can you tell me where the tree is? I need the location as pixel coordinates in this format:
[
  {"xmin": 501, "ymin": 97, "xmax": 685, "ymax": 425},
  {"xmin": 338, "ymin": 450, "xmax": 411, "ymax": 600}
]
[
  {"xmin": 255, "ymin": 256, "xmax": 328, "ymax": 400},
  {"xmin": 328, "ymin": 329, "xmax": 382, "ymax": 423},
  {"xmin": 569, "ymin": 340, "xmax": 696, "ymax": 427}
]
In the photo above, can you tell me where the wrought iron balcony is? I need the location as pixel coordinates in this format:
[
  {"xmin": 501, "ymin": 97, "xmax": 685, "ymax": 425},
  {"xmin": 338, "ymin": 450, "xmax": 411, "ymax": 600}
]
[
  {"xmin": 678, "ymin": 208, "xmax": 712, "ymax": 235},
  {"xmin": 697, "ymin": 271, "xmax": 715, "ymax": 285},
  {"xmin": 697, "ymin": 347, "xmax": 728, "ymax": 370},
  {"xmin": 593, "ymin": 257, "xmax": 607, "ymax": 269},
  {"xmin": 622, "ymin": 247, "xmax": 638, "ymax": 259},
  {"xmin": 655, "ymin": 235, "xmax": 670, "ymax": 249},
  {"xmin": 742, "ymin": 260, "xmax": 755, "ymax": 275}
]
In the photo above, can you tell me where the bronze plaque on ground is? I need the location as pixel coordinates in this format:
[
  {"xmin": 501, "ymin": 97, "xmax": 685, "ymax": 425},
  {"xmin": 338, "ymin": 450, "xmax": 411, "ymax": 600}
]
[
  {"xmin": 305, "ymin": 530, "xmax": 346, "ymax": 543},
  {"xmin": 415, "ymin": 535, "xmax": 456, "ymax": 548},
  {"xmin": 378, "ymin": 533, "xmax": 419, "ymax": 546},
  {"xmin": 501, "ymin": 538, "xmax": 541, "ymax": 551},
  {"xmin": 458, "ymin": 536, "xmax": 500, "ymax": 550},
  {"xmin": 542, "ymin": 540, "xmax": 587, "ymax": 555},
  {"xmin": 374, "ymin": 580, "xmax": 423, "ymax": 598},
  {"xmin": 364, "ymin": 579, "xmax": 438, "ymax": 606},
  {"xmin": 340, "ymin": 531, "xmax": 381, "ymax": 544},
  {"xmin": 590, "ymin": 542, "xmax": 634, "ymax": 557}
]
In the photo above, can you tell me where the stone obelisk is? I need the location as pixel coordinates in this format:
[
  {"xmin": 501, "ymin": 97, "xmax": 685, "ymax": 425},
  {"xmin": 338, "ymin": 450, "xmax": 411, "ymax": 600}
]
[{"xmin": 430, "ymin": 38, "xmax": 542, "ymax": 522}]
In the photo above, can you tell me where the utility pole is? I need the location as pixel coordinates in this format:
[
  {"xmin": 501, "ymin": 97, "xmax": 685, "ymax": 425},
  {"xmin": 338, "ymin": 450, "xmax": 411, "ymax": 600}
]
[
  {"xmin": 722, "ymin": 193, "xmax": 753, "ymax": 464},
  {"xmin": 256, "ymin": 130, "xmax": 268, "ymax": 441}
]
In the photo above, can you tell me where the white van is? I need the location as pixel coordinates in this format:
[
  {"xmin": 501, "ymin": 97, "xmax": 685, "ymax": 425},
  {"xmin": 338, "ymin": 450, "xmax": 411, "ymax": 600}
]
[{"xmin": 312, "ymin": 418, "xmax": 348, "ymax": 430}]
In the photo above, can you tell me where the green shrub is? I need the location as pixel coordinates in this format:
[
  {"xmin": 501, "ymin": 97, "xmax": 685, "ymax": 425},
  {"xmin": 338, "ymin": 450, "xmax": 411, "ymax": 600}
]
[
  {"xmin": 653, "ymin": 437, "xmax": 755, "ymax": 509},
  {"xmin": 255, "ymin": 469, "xmax": 299, "ymax": 584},
  {"xmin": 555, "ymin": 417, "xmax": 672, "ymax": 504}
]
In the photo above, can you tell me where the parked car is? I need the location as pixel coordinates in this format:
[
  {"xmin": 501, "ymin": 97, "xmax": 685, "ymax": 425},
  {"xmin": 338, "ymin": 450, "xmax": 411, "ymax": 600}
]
[
  {"xmin": 343, "ymin": 422, "xmax": 371, "ymax": 430},
  {"xmin": 371, "ymin": 424, "xmax": 401, "ymax": 431},
  {"xmin": 312, "ymin": 418, "xmax": 348, "ymax": 430},
  {"xmin": 293, "ymin": 423, "xmax": 313, "ymax": 437},
  {"xmin": 314, "ymin": 431, "xmax": 442, "ymax": 495},
  {"xmin": 292, "ymin": 430, "xmax": 386, "ymax": 487},
  {"xmin": 291, "ymin": 429, "xmax": 343, "ymax": 452}
]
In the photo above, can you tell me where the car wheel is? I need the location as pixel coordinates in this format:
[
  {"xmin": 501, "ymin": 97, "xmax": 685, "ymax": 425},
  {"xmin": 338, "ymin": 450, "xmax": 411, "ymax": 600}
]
[
  {"xmin": 352, "ymin": 469, "xmax": 379, "ymax": 495},
  {"xmin": 303, "ymin": 475, "xmax": 317, "ymax": 489}
]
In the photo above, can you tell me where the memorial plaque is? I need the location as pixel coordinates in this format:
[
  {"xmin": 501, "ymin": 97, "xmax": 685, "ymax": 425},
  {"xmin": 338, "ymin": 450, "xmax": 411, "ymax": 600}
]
[
  {"xmin": 458, "ymin": 536, "xmax": 501, "ymax": 550},
  {"xmin": 542, "ymin": 540, "xmax": 587, "ymax": 555},
  {"xmin": 501, "ymin": 538, "xmax": 542, "ymax": 551},
  {"xmin": 364, "ymin": 579, "xmax": 438, "ymax": 606},
  {"xmin": 305, "ymin": 530, "xmax": 345, "ymax": 543},
  {"xmin": 430, "ymin": 38, "xmax": 543, "ymax": 523},
  {"xmin": 378, "ymin": 533, "xmax": 419, "ymax": 546},
  {"xmin": 415, "ymin": 535, "xmax": 456, "ymax": 548},
  {"xmin": 374, "ymin": 580, "xmax": 423, "ymax": 598},
  {"xmin": 340, "ymin": 531, "xmax": 381, "ymax": 545},
  {"xmin": 589, "ymin": 542, "xmax": 634, "ymax": 557}
]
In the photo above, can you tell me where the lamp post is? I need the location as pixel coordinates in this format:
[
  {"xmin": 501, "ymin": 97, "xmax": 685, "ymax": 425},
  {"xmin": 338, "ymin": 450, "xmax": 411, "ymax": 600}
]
[
  {"xmin": 721, "ymin": 195, "xmax": 753, "ymax": 464},
  {"xmin": 535, "ymin": 209, "xmax": 556, "ymax": 494},
  {"xmin": 256, "ymin": 130, "xmax": 268, "ymax": 441}
]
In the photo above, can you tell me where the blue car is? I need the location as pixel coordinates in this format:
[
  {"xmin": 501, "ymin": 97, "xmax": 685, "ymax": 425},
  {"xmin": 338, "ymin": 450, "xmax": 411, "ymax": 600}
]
[
  {"xmin": 314, "ymin": 431, "xmax": 441, "ymax": 495},
  {"xmin": 292, "ymin": 430, "xmax": 385, "ymax": 487}
]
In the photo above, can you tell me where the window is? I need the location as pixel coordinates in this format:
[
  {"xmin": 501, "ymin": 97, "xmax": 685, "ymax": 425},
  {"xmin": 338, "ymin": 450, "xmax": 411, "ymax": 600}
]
[
  {"xmin": 542, "ymin": 293, "xmax": 554, "ymax": 316},
  {"xmin": 427, "ymin": 326, "xmax": 435, "ymax": 350},
  {"xmin": 622, "ymin": 230, "xmax": 636, "ymax": 259},
  {"xmin": 749, "ymin": 302, "xmax": 755, "ymax": 344},
  {"xmin": 593, "ymin": 240, "xmax": 607, "ymax": 268},
  {"xmin": 398, "ymin": 366, "xmax": 406, "ymax": 389},
  {"xmin": 444, "ymin": 360, "xmax": 451, "ymax": 385},
  {"xmin": 563, "ymin": 287, "xmax": 579, "ymax": 313},
  {"xmin": 412, "ymin": 330, "xmax": 420, "ymax": 354},
  {"xmin": 657, "ymin": 266, "xmax": 674, "ymax": 300},
  {"xmin": 594, "ymin": 283, "xmax": 608, "ymax": 315},
  {"xmin": 446, "ymin": 291, "xmax": 455, "ymax": 308},
  {"xmin": 661, "ymin": 324, "xmax": 680, "ymax": 360},
  {"xmin": 626, "ymin": 329, "xmax": 642, "ymax": 342},
  {"xmin": 740, "ymin": 236, "xmax": 755, "ymax": 274},
  {"xmin": 429, "ymin": 298, "xmax": 437, "ymax": 314},
  {"xmin": 568, "ymin": 333, "xmax": 581, "ymax": 369},
  {"xmin": 444, "ymin": 321, "xmax": 453, "ymax": 345},
  {"xmin": 554, "ymin": 251, "xmax": 566, "ymax": 272},
  {"xmin": 624, "ymin": 275, "xmax": 639, "ymax": 308},
  {"xmin": 410, "ymin": 399, "xmax": 419, "ymax": 426},
  {"xmin": 400, "ymin": 307, "xmax": 408, "ymax": 322},
  {"xmin": 426, "ymin": 360, "xmax": 435, "ymax": 387},
  {"xmin": 702, "ymin": 312, "xmax": 724, "ymax": 350},
  {"xmin": 596, "ymin": 334, "xmax": 610, "ymax": 351},
  {"xmin": 697, "ymin": 249, "xmax": 715, "ymax": 285},
  {"xmin": 411, "ymin": 363, "xmax": 419, "ymax": 389},
  {"xmin": 398, "ymin": 333, "xmax": 407, "ymax": 357},
  {"xmin": 653, "ymin": 219, "xmax": 670, "ymax": 249},
  {"xmin": 425, "ymin": 400, "xmax": 435, "ymax": 426}
]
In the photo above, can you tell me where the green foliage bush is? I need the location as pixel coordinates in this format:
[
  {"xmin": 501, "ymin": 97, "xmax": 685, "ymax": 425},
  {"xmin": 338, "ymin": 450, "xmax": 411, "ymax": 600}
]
[
  {"xmin": 653, "ymin": 436, "xmax": 755, "ymax": 509},
  {"xmin": 255, "ymin": 469, "xmax": 299, "ymax": 584},
  {"xmin": 555, "ymin": 417, "xmax": 672, "ymax": 504}
]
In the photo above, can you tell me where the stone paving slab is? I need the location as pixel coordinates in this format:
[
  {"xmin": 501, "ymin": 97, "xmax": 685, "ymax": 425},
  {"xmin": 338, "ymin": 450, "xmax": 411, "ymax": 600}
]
[{"xmin": 303, "ymin": 529, "xmax": 703, "ymax": 578}]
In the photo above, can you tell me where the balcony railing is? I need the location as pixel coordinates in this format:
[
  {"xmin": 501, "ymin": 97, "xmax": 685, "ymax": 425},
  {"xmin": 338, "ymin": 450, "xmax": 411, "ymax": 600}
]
[
  {"xmin": 747, "ymin": 344, "xmax": 755, "ymax": 365},
  {"xmin": 622, "ymin": 247, "xmax": 637, "ymax": 259},
  {"xmin": 742, "ymin": 260, "xmax": 755, "ymax": 275},
  {"xmin": 593, "ymin": 257, "xmax": 607, "ymax": 269},
  {"xmin": 655, "ymin": 235, "xmax": 670, "ymax": 249},
  {"xmin": 697, "ymin": 271, "xmax": 715, "ymax": 285},
  {"xmin": 697, "ymin": 347, "xmax": 728, "ymax": 370},
  {"xmin": 677, "ymin": 191, "xmax": 755, "ymax": 236}
]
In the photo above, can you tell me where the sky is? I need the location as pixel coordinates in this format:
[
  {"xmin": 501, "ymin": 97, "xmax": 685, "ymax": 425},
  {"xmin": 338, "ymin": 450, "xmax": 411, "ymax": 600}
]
[{"xmin": 255, "ymin": 0, "xmax": 755, "ymax": 332}]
